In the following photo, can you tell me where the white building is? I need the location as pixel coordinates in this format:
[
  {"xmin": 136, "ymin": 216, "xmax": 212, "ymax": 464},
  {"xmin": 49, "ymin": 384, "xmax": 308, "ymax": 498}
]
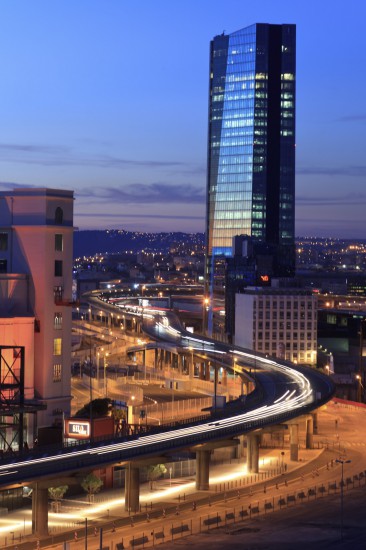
[
  {"xmin": 234, "ymin": 289, "xmax": 317, "ymax": 365},
  {"xmin": 0, "ymin": 188, "xmax": 74, "ymax": 445}
]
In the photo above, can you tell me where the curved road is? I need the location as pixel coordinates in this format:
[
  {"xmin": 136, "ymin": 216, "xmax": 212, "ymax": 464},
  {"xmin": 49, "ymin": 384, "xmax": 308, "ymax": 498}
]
[{"xmin": 0, "ymin": 295, "xmax": 334, "ymax": 488}]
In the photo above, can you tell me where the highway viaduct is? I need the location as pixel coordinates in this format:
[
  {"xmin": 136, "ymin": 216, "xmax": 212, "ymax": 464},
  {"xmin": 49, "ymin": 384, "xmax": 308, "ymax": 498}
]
[{"xmin": 0, "ymin": 292, "xmax": 334, "ymax": 536}]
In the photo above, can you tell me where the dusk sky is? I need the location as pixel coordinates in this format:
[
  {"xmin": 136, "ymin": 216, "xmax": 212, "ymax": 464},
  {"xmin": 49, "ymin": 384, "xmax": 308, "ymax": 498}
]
[{"xmin": 0, "ymin": 0, "xmax": 365, "ymax": 238}]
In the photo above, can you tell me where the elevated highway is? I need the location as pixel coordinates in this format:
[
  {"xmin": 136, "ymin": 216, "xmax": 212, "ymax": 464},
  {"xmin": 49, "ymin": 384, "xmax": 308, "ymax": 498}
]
[{"xmin": 0, "ymin": 292, "xmax": 334, "ymax": 489}]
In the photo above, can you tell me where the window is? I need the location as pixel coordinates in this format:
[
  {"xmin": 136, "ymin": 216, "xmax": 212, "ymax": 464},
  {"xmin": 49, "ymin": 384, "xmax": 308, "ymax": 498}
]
[
  {"xmin": 53, "ymin": 338, "xmax": 62, "ymax": 356},
  {"xmin": 55, "ymin": 234, "xmax": 63, "ymax": 251},
  {"xmin": 54, "ymin": 313, "xmax": 62, "ymax": 330},
  {"xmin": 55, "ymin": 260, "xmax": 63, "ymax": 277},
  {"xmin": 0, "ymin": 260, "xmax": 7, "ymax": 273},
  {"xmin": 54, "ymin": 286, "xmax": 63, "ymax": 302},
  {"xmin": 0, "ymin": 233, "xmax": 8, "ymax": 251},
  {"xmin": 55, "ymin": 207, "xmax": 63, "ymax": 224},
  {"xmin": 53, "ymin": 364, "xmax": 62, "ymax": 382}
]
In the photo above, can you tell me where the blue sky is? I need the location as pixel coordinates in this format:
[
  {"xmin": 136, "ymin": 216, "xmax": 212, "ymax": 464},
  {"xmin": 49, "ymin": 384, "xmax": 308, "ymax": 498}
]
[{"xmin": 0, "ymin": 0, "xmax": 365, "ymax": 237}]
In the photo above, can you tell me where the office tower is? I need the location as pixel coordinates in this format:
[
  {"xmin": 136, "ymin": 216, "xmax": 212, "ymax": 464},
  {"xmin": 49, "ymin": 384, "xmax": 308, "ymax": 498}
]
[
  {"xmin": 0, "ymin": 188, "xmax": 74, "ymax": 445},
  {"xmin": 205, "ymin": 23, "xmax": 296, "ymax": 320}
]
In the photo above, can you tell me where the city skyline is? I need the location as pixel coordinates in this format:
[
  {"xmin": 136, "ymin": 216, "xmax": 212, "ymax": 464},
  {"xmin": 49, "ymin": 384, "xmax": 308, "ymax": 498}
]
[{"xmin": 0, "ymin": 0, "xmax": 365, "ymax": 237}]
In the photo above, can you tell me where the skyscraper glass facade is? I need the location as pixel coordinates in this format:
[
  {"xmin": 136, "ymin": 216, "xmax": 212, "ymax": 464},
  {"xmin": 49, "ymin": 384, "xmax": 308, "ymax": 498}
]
[{"xmin": 206, "ymin": 23, "xmax": 296, "ymax": 278}]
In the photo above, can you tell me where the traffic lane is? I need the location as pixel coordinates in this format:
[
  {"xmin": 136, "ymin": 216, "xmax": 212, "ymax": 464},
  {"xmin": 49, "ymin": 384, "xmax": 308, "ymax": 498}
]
[{"xmin": 144, "ymin": 387, "xmax": 208, "ymax": 403}]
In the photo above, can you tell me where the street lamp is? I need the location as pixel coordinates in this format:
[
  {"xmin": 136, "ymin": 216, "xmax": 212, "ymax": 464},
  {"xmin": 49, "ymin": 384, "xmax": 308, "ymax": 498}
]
[
  {"xmin": 335, "ymin": 458, "xmax": 351, "ymax": 541},
  {"xmin": 202, "ymin": 297, "xmax": 209, "ymax": 335},
  {"xmin": 233, "ymin": 356, "xmax": 237, "ymax": 383},
  {"xmin": 355, "ymin": 374, "xmax": 363, "ymax": 402},
  {"xmin": 104, "ymin": 352, "xmax": 109, "ymax": 397}
]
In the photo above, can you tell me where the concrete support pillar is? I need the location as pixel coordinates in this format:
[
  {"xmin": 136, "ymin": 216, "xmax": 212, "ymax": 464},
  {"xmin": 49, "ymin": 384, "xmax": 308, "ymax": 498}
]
[
  {"xmin": 125, "ymin": 463, "xmax": 140, "ymax": 512},
  {"xmin": 196, "ymin": 450, "xmax": 210, "ymax": 490},
  {"xmin": 190, "ymin": 353, "xmax": 194, "ymax": 379},
  {"xmin": 205, "ymin": 362, "xmax": 211, "ymax": 381},
  {"xmin": 247, "ymin": 434, "xmax": 260, "ymax": 473},
  {"xmin": 32, "ymin": 484, "xmax": 49, "ymax": 536},
  {"xmin": 200, "ymin": 362, "xmax": 205, "ymax": 380},
  {"xmin": 234, "ymin": 435, "xmax": 245, "ymax": 459},
  {"xmin": 312, "ymin": 412, "xmax": 318, "ymax": 435},
  {"xmin": 178, "ymin": 354, "xmax": 183, "ymax": 374},
  {"xmin": 306, "ymin": 417, "xmax": 314, "ymax": 449},
  {"xmin": 290, "ymin": 424, "xmax": 299, "ymax": 461}
]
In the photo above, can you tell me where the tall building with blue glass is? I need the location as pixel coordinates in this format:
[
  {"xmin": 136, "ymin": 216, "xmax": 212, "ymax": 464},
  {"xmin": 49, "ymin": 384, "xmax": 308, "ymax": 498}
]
[{"xmin": 205, "ymin": 23, "xmax": 296, "ymax": 297}]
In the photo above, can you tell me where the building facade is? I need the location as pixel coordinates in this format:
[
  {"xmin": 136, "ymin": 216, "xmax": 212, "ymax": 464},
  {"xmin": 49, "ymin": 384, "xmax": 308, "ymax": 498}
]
[
  {"xmin": 205, "ymin": 23, "xmax": 296, "ymax": 328},
  {"xmin": 0, "ymin": 188, "xmax": 74, "ymax": 446},
  {"xmin": 234, "ymin": 289, "xmax": 317, "ymax": 365}
]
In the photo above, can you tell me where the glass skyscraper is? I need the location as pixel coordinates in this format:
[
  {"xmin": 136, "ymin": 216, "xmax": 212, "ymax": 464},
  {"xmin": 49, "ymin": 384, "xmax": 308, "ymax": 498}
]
[{"xmin": 205, "ymin": 23, "xmax": 296, "ymax": 287}]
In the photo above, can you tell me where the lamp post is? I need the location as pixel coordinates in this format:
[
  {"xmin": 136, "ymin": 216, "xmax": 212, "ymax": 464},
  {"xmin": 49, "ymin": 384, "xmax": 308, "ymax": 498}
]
[
  {"xmin": 214, "ymin": 361, "xmax": 218, "ymax": 413},
  {"xmin": 202, "ymin": 297, "xmax": 209, "ymax": 336},
  {"xmin": 233, "ymin": 355, "xmax": 237, "ymax": 384},
  {"xmin": 104, "ymin": 352, "xmax": 109, "ymax": 397},
  {"xmin": 355, "ymin": 374, "xmax": 363, "ymax": 403},
  {"xmin": 335, "ymin": 458, "xmax": 351, "ymax": 541}
]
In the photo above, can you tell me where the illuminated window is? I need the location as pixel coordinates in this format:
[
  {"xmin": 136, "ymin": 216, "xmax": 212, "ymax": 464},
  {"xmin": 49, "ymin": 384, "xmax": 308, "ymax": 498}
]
[
  {"xmin": 53, "ymin": 338, "xmax": 62, "ymax": 356},
  {"xmin": 53, "ymin": 364, "xmax": 62, "ymax": 382},
  {"xmin": 54, "ymin": 286, "xmax": 63, "ymax": 302},
  {"xmin": 54, "ymin": 313, "xmax": 62, "ymax": 330}
]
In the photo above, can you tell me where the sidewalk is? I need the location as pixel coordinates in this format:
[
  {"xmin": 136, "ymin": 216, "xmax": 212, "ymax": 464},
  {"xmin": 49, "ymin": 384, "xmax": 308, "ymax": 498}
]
[{"xmin": 0, "ymin": 446, "xmax": 326, "ymax": 549}]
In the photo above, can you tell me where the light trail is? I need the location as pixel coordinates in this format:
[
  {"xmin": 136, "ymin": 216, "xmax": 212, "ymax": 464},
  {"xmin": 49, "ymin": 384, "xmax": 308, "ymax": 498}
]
[{"xmin": 0, "ymin": 290, "xmax": 334, "ymax": 486}]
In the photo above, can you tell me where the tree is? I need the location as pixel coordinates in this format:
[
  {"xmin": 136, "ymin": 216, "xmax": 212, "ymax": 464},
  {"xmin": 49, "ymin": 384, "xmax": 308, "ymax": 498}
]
[
  {"xmin": 48, "ymin": 485, "xmax": 68, "ymax": 513},
  {"xmin": 147, "ymin": 464, "xmax": 167, "ymax": 491},
  {"xmin": 81, "ymin": 473, "xmax": 103, "ymax": 503},
  {"xmin": 75, "ymin": 397, "xmax": 111, "ymax": 418}
]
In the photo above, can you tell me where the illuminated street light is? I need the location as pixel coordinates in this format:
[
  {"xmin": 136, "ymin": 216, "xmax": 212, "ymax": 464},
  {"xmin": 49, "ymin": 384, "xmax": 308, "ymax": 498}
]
[
  {"xmin": 104, "ymin": 353, "xmax": 109, "ymax": 397},
  {"xmin": 355, "ymin": 374, "xmax": 363, "ymax": 402},
  {"xmin": 202, "ymin": 297, "xmax": 209, "ymax": 336},
  {"xmin": 233, "ymin": 356, "xmax": 237, "ymax": 383}
]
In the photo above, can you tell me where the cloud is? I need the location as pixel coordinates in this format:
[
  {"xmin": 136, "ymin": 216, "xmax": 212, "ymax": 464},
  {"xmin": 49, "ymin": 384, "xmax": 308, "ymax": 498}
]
[
  {"xmin": 76, "ymin": 211, "xmax": 203, "ymax": 221},
  {"xmin": 76, "ymin": 183, "xmax": 205, "ymax": 204},
  {"xmin": 0, "ymin": 180, "xmax": 35, "ymax": 190},
  {"xmin": 0, "ymin": 142, "xmax": 186, "ymax": 169},
  {"xmin": 297, "ymin": 166, "xmax": 366, "ymax": 177},
  {"xmin": 297, "ymin": 192, "xmax": 366, "ymax": 206}
]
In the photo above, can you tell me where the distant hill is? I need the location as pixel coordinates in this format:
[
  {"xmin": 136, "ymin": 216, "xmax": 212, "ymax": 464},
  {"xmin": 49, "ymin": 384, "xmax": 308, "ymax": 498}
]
[{"xmin": 73, "ymin": 229, "xmax": 205, "ymax": 258}]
